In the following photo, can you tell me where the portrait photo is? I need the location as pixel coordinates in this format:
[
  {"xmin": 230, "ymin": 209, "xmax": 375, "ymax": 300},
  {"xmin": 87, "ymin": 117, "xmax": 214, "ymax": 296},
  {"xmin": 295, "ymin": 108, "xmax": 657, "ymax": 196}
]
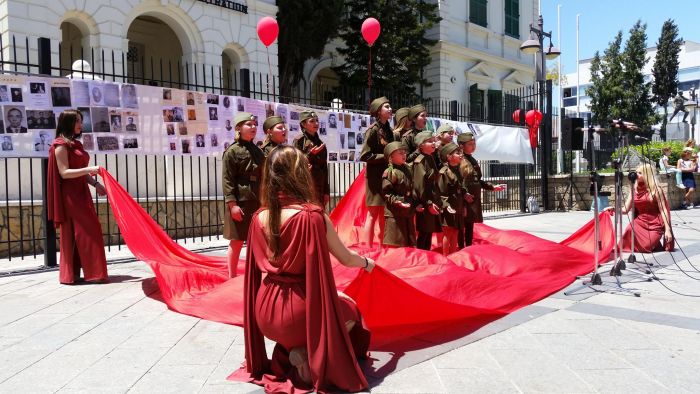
[
  {"xmin": 51, "ymin": 86, "xmax": 72, "ymax": 107},
  {"xmin": 206, "ymin": 94, "xmax": 219, "ymax": 105},
  {"xmin": 162, "ymin": 89, "xmax": 172, "ymax": 101},
  {"xmin": 103, "ymin": 83, "xmax": 120, "ymax": 107},
  {"xmin": 208, "ymin": 107, "xmax": 218, "ymax": 121},
  {"xmin": 3, "ymin": 105, "xmax": 28, "ymax": 133},
  {"xmin": 181, "ymin": 139, "xmax": 191, "ymax": 154},
  {"xmin": 91, "ymin": 107, "xmax": 110, "ymax": 133},
  {"xmin": 0, "ymin": 85, "xmax": 9, "ymax": 102},
  {"xmin": 328, "ymin": 113, "xmax": 338, "ymax": 129},
  {"xmin": 222, "ymin": 96, "xmax": 231, "ymax": 109},
  {"xmin": 290, "ymin": 111, "xmax": 299, "ymax": 121},
  {"xmin": 210, "ymin": 133, "xmax": 219, "ymax": 147},
  {"xmin": 186, "ymin": 92, "xmax": 195, "ymax": 105},
  {"xmin": 169, "ymin": 141, "xmax": 177, "ymax": 151},
  {"xmin": 29, "ymin": 82, "xmax": 46, "ymax": 94},
  {"xmin": 121, "ymin": 84, "xmax": 138, "ymax": 108},
  {"xmin": 178, "ymin": 124, "xmax": 188, "ymax": 135},
  {"xmin": 1, "ymin": 135, "xmax": 13, "ymax": 151},
  {"xmin": 347, "ymin": 132, "xmax": 356, "ymax": 149},
  {"xmin": 319, "ymin": 121, "xmax": 327, "ymax": 136},
  {"xmin": 10, "ymin": 88, "xmax": 23, "ymax": 103},
  {"xmin": 187, "ymin": 108, "xmax": 197, "ymax": 121},
  {"xmin": 195, "ymin": 134, "xmax": 205, "ymax": 148},
  {"xmin": 236, "ymin": 98, "xmax": 244, "ymax": 112},
  {"xmin": 78, "ymin": 107, "xmax": 92, "ymax": 133},
  {"xmin": 166, "ymin": 123, "xmax": 175, "ymax": 135},
  {"xmin": 90, "ymin": 85, "xmax": 104, "ymax": 106},
  {"xmin": 82, "ymin": 134, "xmax": 94, "ymax": 150},
  {"xmin": 124, "ymin": 112, "xmax": 139, "ymax": 133},
  {"xmin": 110, "ymin": 114, "xmax": 123, "ymax": 132}
]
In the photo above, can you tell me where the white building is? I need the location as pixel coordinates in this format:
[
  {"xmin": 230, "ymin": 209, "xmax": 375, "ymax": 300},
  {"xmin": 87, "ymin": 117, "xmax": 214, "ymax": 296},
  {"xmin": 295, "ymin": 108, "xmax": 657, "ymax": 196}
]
[{"xmin": 562, "ymin": 40, "xmax": 700, "ymax": 141}]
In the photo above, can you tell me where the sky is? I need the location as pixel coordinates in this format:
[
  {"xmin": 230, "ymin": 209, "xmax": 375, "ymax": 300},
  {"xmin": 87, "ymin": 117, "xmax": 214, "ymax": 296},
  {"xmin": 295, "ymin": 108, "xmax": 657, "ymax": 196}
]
[{"xmin": 540, "ymin": 0, "xmax": 700, "ymax": 78}]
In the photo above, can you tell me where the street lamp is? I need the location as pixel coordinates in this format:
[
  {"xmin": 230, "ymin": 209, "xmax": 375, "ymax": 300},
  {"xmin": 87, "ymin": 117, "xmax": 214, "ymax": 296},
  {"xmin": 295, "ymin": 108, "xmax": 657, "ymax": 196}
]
[{"xmin": 520, "ymin": 14, "xmax": 560, "ymax": 211}]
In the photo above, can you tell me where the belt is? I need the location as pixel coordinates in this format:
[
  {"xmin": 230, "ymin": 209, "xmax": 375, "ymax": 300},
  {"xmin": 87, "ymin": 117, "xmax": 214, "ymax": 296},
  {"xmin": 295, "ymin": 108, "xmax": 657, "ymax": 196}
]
[{"xmin": 264, "ymin": 272, "xmax": 305, "ymax": 285}]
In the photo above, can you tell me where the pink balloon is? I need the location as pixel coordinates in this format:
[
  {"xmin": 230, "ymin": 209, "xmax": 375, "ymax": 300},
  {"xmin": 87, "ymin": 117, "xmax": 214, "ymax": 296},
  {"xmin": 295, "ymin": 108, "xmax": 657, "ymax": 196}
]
[
  {"xmin": 257, "ymin": 17, "xmax": 279, "ymax": 47},
  {"xmin": 361, "ymin": 17, "xmax": 381, "ymax": 47}
]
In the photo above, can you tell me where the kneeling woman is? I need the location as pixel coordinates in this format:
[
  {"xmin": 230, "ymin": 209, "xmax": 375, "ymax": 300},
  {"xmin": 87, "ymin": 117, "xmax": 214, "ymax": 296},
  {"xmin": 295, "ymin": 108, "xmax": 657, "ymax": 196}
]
[{"xmin": 231, "ymin": 146, "xmax": 375, "ymax": 393}]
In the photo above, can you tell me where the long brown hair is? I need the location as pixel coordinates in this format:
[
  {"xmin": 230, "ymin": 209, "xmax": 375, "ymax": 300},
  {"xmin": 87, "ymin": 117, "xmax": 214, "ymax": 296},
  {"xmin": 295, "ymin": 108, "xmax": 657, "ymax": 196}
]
[
  {"xmin": 393, "ymin": 117, "xmax": 412, "ymax": 137},
  {"xmin": 55, "ymin": 109, "xmax": 82, "ymax": 141},
  {"xmin": 260, "ymin": 145, "xmax": 315, "ymax": 259}
]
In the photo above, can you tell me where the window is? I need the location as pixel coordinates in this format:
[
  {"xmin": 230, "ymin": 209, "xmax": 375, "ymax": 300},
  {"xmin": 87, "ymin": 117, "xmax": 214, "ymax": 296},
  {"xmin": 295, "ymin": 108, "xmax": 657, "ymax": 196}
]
[
  {"xmin": 505, "ymin": 0, "xmax": 519, "ymax": 38},
  {"xmin": 470, "ymin": 0, "xmax": 488, "ymax": 28},
  {"xmin": 487, "ymin": 89, "xmax": 503, "ymax": 124},
  {"xmin": 469, "ymin": 84, "xmax": 485, "ymax": 121}
]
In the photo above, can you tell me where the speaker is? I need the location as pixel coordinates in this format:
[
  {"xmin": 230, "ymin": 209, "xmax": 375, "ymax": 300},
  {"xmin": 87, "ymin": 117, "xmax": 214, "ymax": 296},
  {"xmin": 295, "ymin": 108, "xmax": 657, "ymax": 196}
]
[{"xmin": 561, "ymin": 117, "xmax": 584, "ymax": 150}]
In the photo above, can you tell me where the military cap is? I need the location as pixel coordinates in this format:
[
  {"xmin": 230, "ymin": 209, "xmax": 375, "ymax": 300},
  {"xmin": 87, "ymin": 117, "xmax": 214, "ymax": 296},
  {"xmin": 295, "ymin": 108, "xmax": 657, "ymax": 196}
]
[
  {"xmin": 408, "ymin": 104, "xmax": 426, "ymax": 119},
  {"xmin": 262, "ymin": 115, "xmax": 284, "ymax": 131},
  {"xmin": 439, "ymin": 142, "xmax": 459, "ymax": 163},
  {"xmin": 457, "ymin": 132, "xmax": 474, "ymax": 144},
  {"xmin": 299, "ymin": 111, "xmax": 318, "ymax": 123},
  {"xmin": 394, "ymin": 107, "xmax": 409, "ymax": 124},
  {"xmin": 414, "ymin": 130, "xmax": 434, "ymax": 147},
  {"xmin": 234, "ymin": 112, "xmax": 256, "ymax": 127},
  {"xmin": 436, "ymin": 124, "xmax": 455, "ymax": 135},
  {"xmin": 369, "ymin": 96, "xmax": 390, "ymax": 116},
  {"xmin": 384, "ymin": 141, "xmax": 407, "ymax": 158}
]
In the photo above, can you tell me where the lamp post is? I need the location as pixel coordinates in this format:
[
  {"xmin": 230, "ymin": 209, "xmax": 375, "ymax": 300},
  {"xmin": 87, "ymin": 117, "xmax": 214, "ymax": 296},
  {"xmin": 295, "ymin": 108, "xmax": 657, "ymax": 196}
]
[
  {"xmin": 520, "ymin": 14, "xmax": 560, "ymax": 211},
  {"xmin": 687, "ymin": 87, "xmax": 697, "ymax": 142}
]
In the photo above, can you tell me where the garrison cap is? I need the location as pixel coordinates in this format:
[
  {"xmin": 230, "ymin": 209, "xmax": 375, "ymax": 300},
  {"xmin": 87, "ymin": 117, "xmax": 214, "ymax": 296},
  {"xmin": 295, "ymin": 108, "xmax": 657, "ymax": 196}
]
[
  {"xmin": 457, "ymin": 132, "xmax": 474, "ymax": 144},
  {"xmin": 439, "ymin": 142, "xmax": 459, "ymax": 163},
  {"xmin": 394, "ymin": 107, "xmax": 410, "ymax": 124},
  {"xmin": 299, "ymin": 111, "xmax": 318, "ymax": 124},
  {"xmin": 262, "ymin": 115, "xmax": 284, "ymax": 131},
  {"xmin": 408, "ymin": 104, "xmax": 426, "ymax": 119},
  {"xmin": 437, "ymin": 124, "xmax": 455, "ymax": 135},
  {"xmin": 369, "ymin": 96, "xmax": 390, "ymax": 116},
  {"xmin": 384, "ymin": 141, "xmax": 407, "ymax": 158},
  {"xmin": 234, "ymin": 112, "xmax": 256, "ymax": 127},
  {"xmin": 414, "ymin": 130, "xmax": 434, "ymax": 147}
]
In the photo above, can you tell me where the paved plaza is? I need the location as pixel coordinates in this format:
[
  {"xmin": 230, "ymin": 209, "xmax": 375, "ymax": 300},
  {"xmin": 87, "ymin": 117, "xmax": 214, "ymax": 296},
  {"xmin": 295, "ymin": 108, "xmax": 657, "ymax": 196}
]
[{"xmin": 2, "ymin": 208, "xmax": 700, "ymax": 393}]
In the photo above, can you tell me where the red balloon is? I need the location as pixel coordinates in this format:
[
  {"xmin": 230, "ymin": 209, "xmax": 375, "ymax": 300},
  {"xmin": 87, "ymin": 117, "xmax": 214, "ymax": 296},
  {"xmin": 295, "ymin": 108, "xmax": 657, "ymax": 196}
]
[
  {"xmin": 528, "ymin": 127, "xmax": 538, "ymax": 148},
  {"xmin": 257, "ymin": 17, "xmax": 279, "ymax": 47},
  {"xmin": 512, "ymin": 109, "xmax": 522, "ymax": 124},
  {"xmin": 525, "ymin": 109, "xmax": 543, "ymax": 128},
  {"xmin": 361, "ymin": 17, "xmax": 381, "ymax": 46}
]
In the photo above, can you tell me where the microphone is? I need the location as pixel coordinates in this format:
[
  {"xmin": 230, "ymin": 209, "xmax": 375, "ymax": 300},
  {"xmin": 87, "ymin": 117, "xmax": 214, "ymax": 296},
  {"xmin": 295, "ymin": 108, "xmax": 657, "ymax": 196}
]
[{"xmin": 634, "ymin": 135, "xmax": 650, "ymax": 142}]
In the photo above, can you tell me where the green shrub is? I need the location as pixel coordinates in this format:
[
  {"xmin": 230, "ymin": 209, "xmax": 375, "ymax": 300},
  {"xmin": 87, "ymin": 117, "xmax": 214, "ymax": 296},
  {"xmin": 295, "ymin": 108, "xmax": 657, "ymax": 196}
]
[{"xmin": 610, "ymin": 140, "xmax": 686, "ymax": 168}]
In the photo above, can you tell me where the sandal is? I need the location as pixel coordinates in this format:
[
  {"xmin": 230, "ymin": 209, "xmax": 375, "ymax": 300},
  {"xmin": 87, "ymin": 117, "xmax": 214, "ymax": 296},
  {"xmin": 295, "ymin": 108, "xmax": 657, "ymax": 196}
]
[{"xmin": 289, "ymin": 347, "xmax": 311, "ymax": 384}]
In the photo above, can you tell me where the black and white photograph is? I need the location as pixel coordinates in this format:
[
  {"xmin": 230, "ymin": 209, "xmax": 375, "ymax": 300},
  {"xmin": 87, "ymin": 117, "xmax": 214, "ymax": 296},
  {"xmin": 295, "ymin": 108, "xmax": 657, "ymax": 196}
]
[
  {"xmin": 96, "ymin": 135, "xmax": 119, "ymax": 151},
  {"xmin": 169, "ymin": 141, "xmax": 177, "ymax": 152},
  {"xmin": 51, "ymin": 86, "xmax": 72, "ymax": 107},
  {"xmin": 33, "ymin": 131, "xmax": 51, "ymax": 152},
  {"xmin": 163, "ymin": 107, "xmax": 184, "ymax": 122},
  {"xmin": 355, "ymin": 131, "xmax": 364, "ymax": 145},
  {"xmin": 3, "ymin": 106, "xmax": 28, "ymax": 133},
  {"xmin": 162, "ymin": 88, "xmax": 173, "ymax": 102},
  {"xmin": 206, "ymin": 94, "xmax": 219, "ymax": 105},
  {"xmin": 91, "ymin": 107, "xmax": 110, "ymax": 133},
  {"xmin": 265, "ymin": 103, "xmax": 275, "ymax": 118},
  {"xmin": 166, "ymin": 123, "xmax": 175, "ymax": 135},
  {"xmin": 328, "ymin": 113, "xmax": 338, "ymax": 129},
  {"xmin": 236, "ymin": 98, "xmax": 244, "ymax": 112},
  {"xmin": 181, "ymin": 138, "xmax": 191, "ymax": 154},
  {"xmin": 339, "ymin": 152, "xmax": 348, "ymax": 161},
  {"xmin": 210, "ymin": 133, "xmax": 219, "ymax": 147},
  {"xmin": 124, "ymin": 112, "xmax": 139, "ymax": 133},
  {"xmin": 78, "ymin": 107, "xmax": 92, "ymax": 133},
  {"xmin": 0, "ymin": 85, "xmax": 9, "ymax": 102},
  {"xmin": 103, "ymin": 83, "xmax": 120, "ymax": 107},
  {"xmin": 110, "ymin": 113, "xmax": 123, "ymax": 132},
  {"xmin": 348, "ymin": 151, "xmax": 356, "ymax": 161},
  {"xmin": 195, "ymin": 133, "xmax": 205, "ymax": 148},
  {"xmin": 338, "ymin": 131, "xmax": 346, "ymax": 149},
  {"xmin": 30, "ymin": 82, "xmax": 46, "ymax": 94},
  {"xmin": 276, "ymin": 105, "xmax": 288, "ymax": 123},
  {"xmin": 328, "ymin": 152, "xmax": 338, "ymax": 161},
  {"xmin": 361, "ymin": 117, "xmax": 367, "ymax": 127},
  {"xmin": 121, "ymin": 84, "xmax": 138, "ymax": 108},
  {"xmin": 208, "ymin": 107, "xmax": 218, "ymax": 121},
  {"xmin": 72, "ymin": 81, "xmax": 90, "ymax": 106},
  {"xmin": 178, "ymin": 124, "xmax": 188, "ymax": 135},
  {"xmin": 319, "ymin": 121, "xmax": 327, "ymax": 136},
  {"xmin": 2, "ymin": 135, "xmax": 13, "ymax": 151},
  {"xmin": 187, "ymin": 109, "xmax": 197, "ymax": 121},
  {"xmin": 186, "ymin": 92, "xmax": 195, "ymax": 105},
  {"xmin": 222, "ymin": 96, "xmax": 231, "ymax": 109},
  {"xmin": 123, "ymin": 138, "xmax": 138, "ymax": 149},
  {"xmin": 348, "ymin": 132, "xmax": 356, "ymax": 149},
  {"xmin": 10, "ymin": 88, "xmax": 23, "ymax": 103},
  {"xmin": 290, "ymin": 111, "xmax": 299, "ymax": 121},
  {"xmin": 26, "ymin": 110, "xmax": 56, "ymax": 130},
  {"xmin": 82, "ymin": 134, "xmax": 94, "ymax": 150},
  {"xmin": 89, "ymin": 83, "xmax": 104, "ymax": 106},
  {"xmin": 224, "ymin": 119, "xmax": 233, "ymax": 131}
]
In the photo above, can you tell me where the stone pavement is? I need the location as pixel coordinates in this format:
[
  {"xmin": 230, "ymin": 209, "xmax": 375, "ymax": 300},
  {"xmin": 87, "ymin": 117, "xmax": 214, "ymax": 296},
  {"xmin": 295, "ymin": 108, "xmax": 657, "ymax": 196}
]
[{"xmin": 2, "ymin": 208, "xmax": 700, "ymax": 393}]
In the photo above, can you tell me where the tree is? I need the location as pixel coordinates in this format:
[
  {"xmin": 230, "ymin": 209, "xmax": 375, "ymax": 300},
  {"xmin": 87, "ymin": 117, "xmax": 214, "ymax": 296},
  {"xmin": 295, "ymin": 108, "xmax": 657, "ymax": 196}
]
[
  {"xmin": 277, "ymin": 0, "xmax": 344, "ymax": 100},
  {"xmin": 332, "ymin": 0, "xmax": 441, "ymax": 105},
  {"xmin": 651, "ymin": 19, "xmax": 682, "ymax": 140},
  {"xmin": 587, "ymin": 31, "xmax": 625, "ymax": 127},
  {"xmin": 546, "ymin": 62, "xmax": 567, "ymax": 86},
  {"xmin": 621, "ymin": 20, "xmax": 658, "ymax": 135}
]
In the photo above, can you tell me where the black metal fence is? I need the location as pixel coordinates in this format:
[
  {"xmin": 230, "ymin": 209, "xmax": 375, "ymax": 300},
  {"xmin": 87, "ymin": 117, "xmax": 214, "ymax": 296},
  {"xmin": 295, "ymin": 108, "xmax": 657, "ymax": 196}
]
[{"xmin": 0, "ymin": 35, "xmax": 549, "ymax": 261}]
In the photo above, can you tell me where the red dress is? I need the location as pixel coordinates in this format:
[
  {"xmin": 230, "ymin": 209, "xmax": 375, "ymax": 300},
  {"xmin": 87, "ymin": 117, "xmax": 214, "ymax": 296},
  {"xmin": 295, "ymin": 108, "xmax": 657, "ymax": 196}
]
[
  {"xmin": 229, "ymin": 204, "xmax": 370, "ymax": 393},
  {"xmin": 621, "ymin": 188, "xmax": 671, "ymax": 253},
  {"xmin": 47, "ymin": 138, "xmax": 108, "ymax": 284}
]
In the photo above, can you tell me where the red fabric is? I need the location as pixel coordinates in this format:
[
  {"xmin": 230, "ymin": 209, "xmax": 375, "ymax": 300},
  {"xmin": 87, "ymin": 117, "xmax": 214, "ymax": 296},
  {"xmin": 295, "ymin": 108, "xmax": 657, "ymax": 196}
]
[
  {"xmin": 48, "ymin": 139, "xmax": 108, "ymax": 283},
  {"xmin": 99, "ymin": 167, "xmax": 615, "ymax": 392},
  {"xmin": 230, "ymin": 205, "xmax": 368, "ymax": 393},
  {"xmin": 621, "ymin": 188, "xmax": 672, "ymax": 253}
]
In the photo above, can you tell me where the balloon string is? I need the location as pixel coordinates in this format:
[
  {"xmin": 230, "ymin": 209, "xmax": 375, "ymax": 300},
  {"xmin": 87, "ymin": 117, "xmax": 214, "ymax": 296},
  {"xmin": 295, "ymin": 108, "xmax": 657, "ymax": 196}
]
[
  {"xmin": 266, "ymin": 47, "xmax": 273, "ymax": 97},
  {"xmin": 368, "ymin": 45, "xmax": 372, "ymax": 106}
]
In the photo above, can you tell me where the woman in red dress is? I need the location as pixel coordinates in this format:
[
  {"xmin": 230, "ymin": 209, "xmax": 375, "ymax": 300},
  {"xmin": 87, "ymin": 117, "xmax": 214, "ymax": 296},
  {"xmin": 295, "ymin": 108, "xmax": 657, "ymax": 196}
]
[
  {"xmin": 610, "ymin": 163, "xmax": 674, "ymax": 253},
  {"xmin": 47, "ymin": 110, "xmax": 108, "ymax": 284},
  {"xmin": 230, "ymin": 145, "xmax": 375, "ymax": 393}
]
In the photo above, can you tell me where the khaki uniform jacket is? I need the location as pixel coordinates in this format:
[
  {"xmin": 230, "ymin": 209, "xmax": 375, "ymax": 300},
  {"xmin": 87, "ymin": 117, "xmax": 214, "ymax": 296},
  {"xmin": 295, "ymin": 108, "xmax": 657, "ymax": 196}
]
[
  {"xmin": 261, "ymin": 139, "xmax": 281, "ymax": 157},
  {"xmin": 222, "ymin": 139, "xmax": 264, "ymax": 240},
  {"xmin": 402, "ymin": 128, "xmax": 422, "ymax": 163},
  {"xmin": 293, "ymin": 130, "xmax": 330, "ymax": 203},
  {"xmin": 360, "ymin": 121, "xmax": 399, "ymax": 206},
  {"xmin": 461, "ymin": 154, "xmax": 493, "ymax": 223},
  {"xmin": 381, "ymin": 163, "xmax": 416, "ymax": 247},
  {"xmin": 438, "ymin": 164, "xmax": 466, "ymax": 229},
  {"xmin": 412, "ymin": 153, "xmax": 442, "ymax": 233}
]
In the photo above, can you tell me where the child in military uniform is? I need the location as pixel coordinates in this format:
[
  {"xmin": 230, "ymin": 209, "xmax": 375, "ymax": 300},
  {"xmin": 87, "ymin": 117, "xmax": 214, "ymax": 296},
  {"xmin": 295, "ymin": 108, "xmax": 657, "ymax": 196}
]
[
  {"xmin": 360, "ymin": 96, "xmax": 397, "ymax": 247},
  {"xmin": 403, "ymin": 104, "xmax": 428, "ymax": 162},
  {"xmin": 381, "ymin": 141, "xmax": 415, "ymax": 247},
  {"xmin": 260, "ymin": 115, "xmax": 287, "ymax": 157},
  {"xmin": 222, "ymin": 112, "xmax": 265, "ymax": 277},
  {"xmin": 412, "ymin": 131, "xmax": 442, "ymax": 250},
  {"xmin": 392, "ymin": 107, "xmax": 412, "ymax": 138},
  {"xmin": 293, "ymin": 111, "xmax": 330, "ymax": 206},
  {"xmin": 437, "ymin": 142, "xmax": 465, "ymax": 255},
  {"xmin": 457, "ymin": 132, "xmax": 505, "ymax": 247}
]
